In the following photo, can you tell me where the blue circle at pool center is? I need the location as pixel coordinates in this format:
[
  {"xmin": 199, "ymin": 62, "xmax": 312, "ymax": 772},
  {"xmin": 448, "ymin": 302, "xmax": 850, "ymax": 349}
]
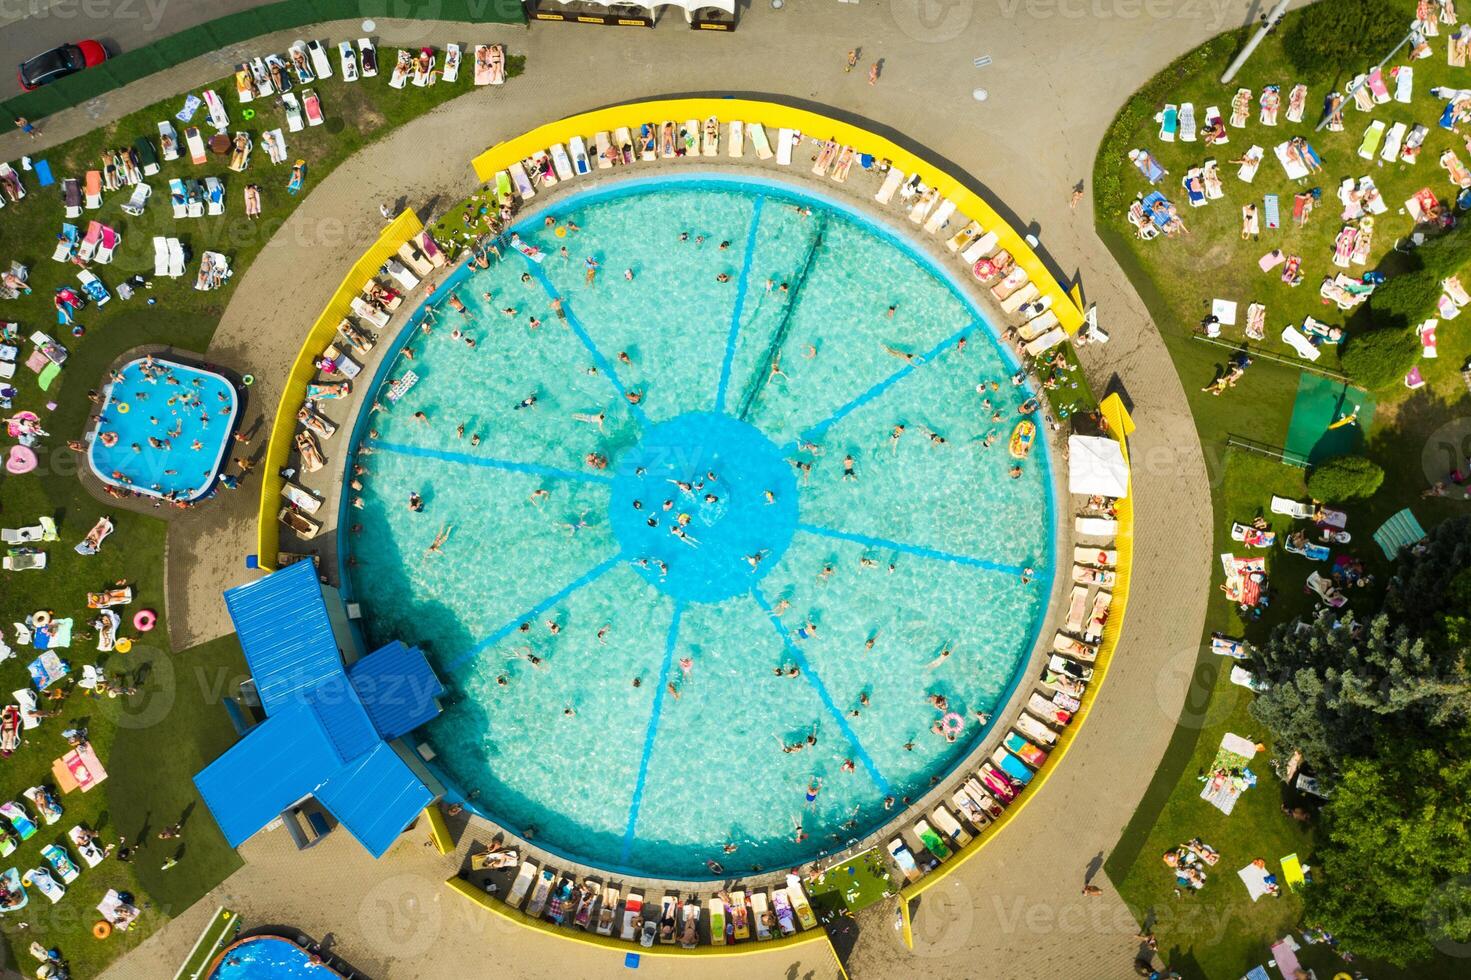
[{"xmin": 609, "ymin": 411, "xmax": 798, "ymax": 603}]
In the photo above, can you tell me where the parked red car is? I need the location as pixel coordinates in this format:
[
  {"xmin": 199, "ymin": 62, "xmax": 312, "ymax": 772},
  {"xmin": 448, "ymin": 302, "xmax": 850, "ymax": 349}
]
[{"xmin": 17, "ymin": 40, "xmax": 107, "ymax": 91}]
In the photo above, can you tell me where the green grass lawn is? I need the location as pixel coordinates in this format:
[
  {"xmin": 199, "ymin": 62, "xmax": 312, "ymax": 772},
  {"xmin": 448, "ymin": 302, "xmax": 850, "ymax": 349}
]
[
  {"xmin": 2, "ymin": 54, "xmax": 522, "ymax": 977},
  {"xmin": 1095, "ymin": 2, "xmax": 1471, "ymax": 976}
]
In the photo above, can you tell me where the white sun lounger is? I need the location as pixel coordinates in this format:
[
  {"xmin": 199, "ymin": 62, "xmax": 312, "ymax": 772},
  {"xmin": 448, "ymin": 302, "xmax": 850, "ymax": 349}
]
[
  {"xmin": 550, "ymin": 144, "xmax": 574, "ymax": 181},
  {"xmin": 1179, "ymin": 102, "xmax": 1197, "ymax": 142},
  {"xmin": 1076, "ymin": 546, "xmax": 1118, "ymax": 566},
  {"xmin": 121, "ymin": 182, "xmax": 150, "ymax": 217},
  {"xmin": 153, "ymin": 237, "xmax": 169, "ymax": 276},
  {"xmin": 68, "ymin": 827, "xmax": 104, "ymax": 867},
  {"xmin": 524, "ymin": 869, "xmax": 554, "ymax": 918},
  {"xmin": 1381, "ymin": 122, "xmax": 1407, "ymax": 162},
  {"xmin": 442, "ymin": 43, "xmax": 460, "ymax": 83},
  {"xmin": 167, "ymin": 239, "xmax": 186, "ymax": 278},
  {"xmin": 506, "ymin": 859, "xmax": 537, "ymax": 907},
  {"xmin": 568, "ymin": 136, "xmax": 590, "ymax": 175},
  {"xmin": 157, "ymin": 121, "xmax": 179, "ymax": 161},
  {"xmin": 1019, "ymin": 309, "xmax": 1060, "ymax": 340},
  {"xmin": 351, "ymin": 296, "xmax": 391, "ymax": 328},
  {"xmin": 1063, "ymin": 585, "xmax": 1089, "ymax": 632},
  {"xmin": 594, "ymin": 131, "xmax": 612, "ymax": 170},
  {"xmin": 357, "ymin": 39, "xmax": 377, "ymax": 77},
  {"xmin": 961, "ymin": 232, "xmax": 999, "ymax": 264},
  {"xmin": 1237, "ymin": 145, "xmax": 1263, "ymax": 183},
  {"xmin": 749, "ymin": 122, "xmax": 773, "ymax": 160},
  {"xmin": 728, "ymin": 120, "xmax": 744, "ymax": 157},
  {"xmin": 908, "ymin": 189, "xmax": 938, "ymax": 224},
  {"xmin": 1274, "ymin": 141, "xmax": 1310, "ymax": 179},
  {"xmin": 184, "ymin": 126, "xmax": 207, "ymax": 163},
  {"xmin": 1054, "ymin": 631, "xmax": 1097, "ymax": 661},
  {"xmin": 1084, "ymin": 591, "xmax": 1112, "ymax": 642},
  {"xmin": 951, "ymin": 789, "xmax": 991, "ymax": 829},
  {"xmin": 924, "ymin": 199, "xmax": 957, "ymax": 233},
  {"xmin": 875, "ymin": 167, "xmax": 904, "ymax": 205},
  {"xmin": 887, "ymin": 838, "xmax": 922, "ymax": 882},
  {"xmin": 508, "ymin": 161, "xmax": 535, "ymax": 200},
  {"xmin": 594, "ymin": 884, "xmax": 619, "ymax": 936},
  {"xmin": 776, "ymin": 128, "xmax": 795, "ymax": 165},
  {"xmin": 750, "ymin": 890, "xmax": 773, "ymax": 939},
  {"xmin": 204, "ymin": 176, "xmax": 225, "ymax": 216},
  {"xmin": 338, "ymin": 41, "xmax": 358, "ymax": 81},
  {"xmin": 947, "ymin": 220, "xmax": 982, "ymax": 252},
  {"xmin": 931, "ymin": 805, "xmax": 973, "ymax": 846},
  {"xmin": 613, "ymin": 126, "xmax": 634, "ymax": 164},
  {"xmin": 1281, "ymin": 324, "xmax": 1320, "ymax": 361},
  {"xmin": 1023, "ymin": 326, "xmax": 1066, "ymax": 356},
  {"xmin": 620, "ymin": 891, "xmax": 643, "ymax": 940},
  {"xmin": 282, "ymin": 93, "xmax": 304, "ymax": 133},
  {"xmin": 1001, "ymin": 283, "xmax": 1041, "ymax": 316},
  {"xmin": 1076, "ymin": 512, "xmax": 1117, "ymax": 535},
  {"xmin": 1015, "ymin": 712, "xmax": 1059, "ymax": 746}
]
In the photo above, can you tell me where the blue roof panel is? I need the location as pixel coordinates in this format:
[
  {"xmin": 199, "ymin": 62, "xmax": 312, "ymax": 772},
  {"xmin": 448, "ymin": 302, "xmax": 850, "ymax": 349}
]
[
  {"xmin": 315, "ymin": 743, "xmax": 434, "ymax": 857},
  {"xmin": 348, "ymin": 641, "xmax": 445, "ymax": 741},
  {"xmin": 192, "ymin": 700, "xmax": 337, "ymax": 848},
  {"xmin": 304, "ymin": 674, "xmax": 379, "ymax": 764},
  {"xmin": 223, "ymin": 561, "xmax": 342, "ymax": 714}
]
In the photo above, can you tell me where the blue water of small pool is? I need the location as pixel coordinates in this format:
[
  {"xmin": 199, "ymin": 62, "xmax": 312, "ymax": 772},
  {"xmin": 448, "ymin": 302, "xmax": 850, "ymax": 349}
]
[
  {"xmin": 343, "ymin": 174, "xmax": 1057, "ymax": 879},
  {"xmin": 207, "ymin": 937, "xmax": 335, "ymax": 979},
  {"xmin": 88, "ymin": 357, "xmax": 237, "ymax": 501}
]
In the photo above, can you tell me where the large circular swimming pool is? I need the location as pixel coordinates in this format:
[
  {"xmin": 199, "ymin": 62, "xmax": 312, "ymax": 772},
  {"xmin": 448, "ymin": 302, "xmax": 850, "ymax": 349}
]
[{"xmin": 343, "ymin": 175, "xmax": 1056, "ymax": 878}]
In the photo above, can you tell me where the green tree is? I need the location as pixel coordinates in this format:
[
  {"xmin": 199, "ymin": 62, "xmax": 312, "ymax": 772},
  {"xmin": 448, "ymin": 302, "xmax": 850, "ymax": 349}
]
[
  {"xmin": 1248, "ymin": 519, "xmax": 1471, "ymax": 775},
  {"xmin": 1305, "ymin": 454, "xmax": 1385, "ymax": 501},
  {"xmin": 1339, "ymin": 325, "xmax": 1421, "ymax": 390},
  {"xmin": 1305, "ymin": 736, "xmax": 1471, "ymax": 965},
  {"xmin": 1281, "ymin": 0, "xmax": 1406, "ymax": 75},
  {"xmin": 1247, "ymin": 613, "xmax": 1471, "ymax": 775}
]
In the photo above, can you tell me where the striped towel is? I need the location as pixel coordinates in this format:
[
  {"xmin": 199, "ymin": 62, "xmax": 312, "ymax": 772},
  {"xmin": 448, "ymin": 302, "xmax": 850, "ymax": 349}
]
[{"xmin": 1263, "ymin": 194, "xmax": 1280, "ymax": 229}]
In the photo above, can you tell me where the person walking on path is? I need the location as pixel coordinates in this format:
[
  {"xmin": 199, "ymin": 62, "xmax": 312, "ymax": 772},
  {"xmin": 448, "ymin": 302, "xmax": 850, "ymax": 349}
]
[
  {"xmin": 845, "ymin": 49, "xmax": 858, "ymax": 72},
  {"xmin": 1070, "ymin": 182, "xmax": 1086, "ymax": 209},
  {"xmin": 869, "ymin": 62, "xmax": 880, "ymax": 86},
  {"xmin": 380, "ymin": 202, "xmax": 395, "ymax": 220},
  {"xmin": 14, "ymin": 117, "xmax": 38, "ymax": 139}
]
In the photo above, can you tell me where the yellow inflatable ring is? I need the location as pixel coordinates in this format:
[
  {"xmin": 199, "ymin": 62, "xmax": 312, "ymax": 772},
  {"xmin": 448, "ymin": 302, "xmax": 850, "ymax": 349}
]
[
  {"xmin": 116, "ymin": 402, "xmax": 130, "ymax": 414},
  {"xmin": 32, "ymin": 610, "xmax": 51, "ymax": 627},
  {"xmin": 93, "ymin": 920, "xmax": 112, "ymax": 939},
  {"xmin": 554, "ymin": 226, "xmax": 567, "ymax": 237},
  {"xmin": 115, "ymin": 638, "xmax": 133, "ymax": 653}
]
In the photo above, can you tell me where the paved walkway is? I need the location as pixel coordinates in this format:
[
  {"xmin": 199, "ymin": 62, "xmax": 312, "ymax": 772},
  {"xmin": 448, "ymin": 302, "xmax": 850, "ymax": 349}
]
[{"xmin": 61, "ymin": 0, "xmax": 1287, "ymax": 975}]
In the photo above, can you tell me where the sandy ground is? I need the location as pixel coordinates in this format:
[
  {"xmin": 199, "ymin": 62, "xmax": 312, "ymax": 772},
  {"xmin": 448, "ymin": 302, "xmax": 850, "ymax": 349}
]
[{"xmin": 0, "ymin": 0, "xmax": 1313, "ymax": 975}]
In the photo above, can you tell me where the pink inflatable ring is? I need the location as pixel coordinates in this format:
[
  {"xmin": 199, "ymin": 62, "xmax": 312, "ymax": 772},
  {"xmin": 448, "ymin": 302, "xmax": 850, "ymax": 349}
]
[
  {"xmin": 133, "ymin": 609, "xmax": 157, "ymax": 632},
  {"xmin": 5, "ymin": 445, "xmax": 37, "ymax": 474}
]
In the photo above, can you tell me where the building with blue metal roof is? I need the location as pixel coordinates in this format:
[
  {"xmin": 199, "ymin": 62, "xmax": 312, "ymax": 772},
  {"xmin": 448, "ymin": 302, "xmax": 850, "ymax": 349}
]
[{"xmin": 195, "ymin": 563, "xmax": 444, "ymax": 858}]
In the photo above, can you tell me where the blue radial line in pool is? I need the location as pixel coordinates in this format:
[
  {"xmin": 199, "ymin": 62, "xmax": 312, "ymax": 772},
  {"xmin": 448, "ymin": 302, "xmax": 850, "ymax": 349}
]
[
  {"xmin": 520, "ymin": 260, "xmax": 651, "ymax": 429},
  {"xmin": 620, "ymin": 600, "xmax": 684, "ymax": 863},
  {"xmin": 444, "ymin": 553, "xmax": 624, "ymax": 672},
  {"xmin": 714, "ymin": 194, "xmax": 766, "ymax": 413},
  {"xmin": 365, "ymin": 439, "xmax": 614, "ymax": 485},
  {"xmin": 794, "ymin": 522, "xmax": 1027, "ymax": 576},
  {"xmin": 751, "ymin": 587, "xmax": 892, "ymax": 796},
  {"xmin": 796, "ymin": 320, "xmax": 981, "ymax": 445}
]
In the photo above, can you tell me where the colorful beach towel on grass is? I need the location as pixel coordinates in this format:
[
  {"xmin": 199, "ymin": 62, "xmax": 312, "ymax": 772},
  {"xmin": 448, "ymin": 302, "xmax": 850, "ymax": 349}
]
[
  {"xmin": 175, "ymin": 95, "xmax": 202, "ymax": 124},
  {"xmin": 1199, "ymin": 733, "xmax": 1258, "ymax": 815}
]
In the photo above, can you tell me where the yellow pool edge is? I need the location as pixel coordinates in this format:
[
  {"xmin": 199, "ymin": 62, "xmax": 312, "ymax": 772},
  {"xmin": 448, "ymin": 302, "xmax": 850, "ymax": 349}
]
[
  {"xmin": 468, "ymin": 98, "xmax": 1084, "ymax": 335},
  {"xmin": 898, "ymin": 392, "xmax": 1134, "ymax": 901},
  {"xmin": 256, "ymin": 209, "xmax": 424, "ymax": 570}
]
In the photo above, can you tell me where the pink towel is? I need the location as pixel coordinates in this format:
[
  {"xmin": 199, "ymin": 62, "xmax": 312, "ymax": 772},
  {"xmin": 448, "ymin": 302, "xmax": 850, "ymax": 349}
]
[{"xmin": 1258, "ymin": 249, "xmax": 1285, "ymax": 272}]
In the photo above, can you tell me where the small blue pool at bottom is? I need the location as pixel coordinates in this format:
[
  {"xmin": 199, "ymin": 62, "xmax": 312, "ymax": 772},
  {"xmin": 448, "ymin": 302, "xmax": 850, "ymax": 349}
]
[
  {"xmin": 87, "ymin": 357, "xmax": 237, "ymax": 501},
  {"xmin": 207, "ymin": 936, "xmax": 341, "ymax": 979}
]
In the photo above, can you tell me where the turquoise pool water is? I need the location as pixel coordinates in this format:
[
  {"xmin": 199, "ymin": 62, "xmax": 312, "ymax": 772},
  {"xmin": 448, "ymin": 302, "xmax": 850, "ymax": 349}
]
[
  {"xmin": 344, "ymin": 175, "xmax": 1055, "ymax": 878},
  {"xmin": 207, "ymin": 936, "xmax": 339, "ymax": 979},
  {"xmin": 88, "ymin": 357, "xmax": 237, "ymax": 501}
]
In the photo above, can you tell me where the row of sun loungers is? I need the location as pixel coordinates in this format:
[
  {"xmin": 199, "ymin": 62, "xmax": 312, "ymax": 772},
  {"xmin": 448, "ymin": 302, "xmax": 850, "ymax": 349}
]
[
  {"xmin": 279, "ymin": 230, "xmax": 442, "ymax": 542},
  {"xmin": 488, "ymin": 859, "xmax": 817, "ymax": 947}
]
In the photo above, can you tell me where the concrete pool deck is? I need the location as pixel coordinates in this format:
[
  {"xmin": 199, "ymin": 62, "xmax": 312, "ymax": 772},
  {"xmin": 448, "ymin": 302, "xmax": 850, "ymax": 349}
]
[{"xmin": 52, "ymin": 0, "xmax": 1257, "ymax": 975}]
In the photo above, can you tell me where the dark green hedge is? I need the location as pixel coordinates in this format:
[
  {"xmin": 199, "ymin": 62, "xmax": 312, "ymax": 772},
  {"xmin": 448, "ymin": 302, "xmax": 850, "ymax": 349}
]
[{"xmin": 2, "ymin": 0, "xmax": 524, "ymax": 120}]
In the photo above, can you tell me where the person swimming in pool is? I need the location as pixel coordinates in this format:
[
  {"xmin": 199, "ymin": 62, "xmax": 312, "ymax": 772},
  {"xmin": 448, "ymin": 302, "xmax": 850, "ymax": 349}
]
[
  {"xmin": 447, "ymin": 294, "xmax": 469, "ymax": 318},
  {"xmin": 408, "ymin": 492, "xmax": 425, "ymax": 512},
  {"xmin": 842, "ymin": 455, "xmax": 856, "ymax": 480},
  {"xmin": 804, "ymin": 778, "xmax": 822, "ymax": 805}
]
